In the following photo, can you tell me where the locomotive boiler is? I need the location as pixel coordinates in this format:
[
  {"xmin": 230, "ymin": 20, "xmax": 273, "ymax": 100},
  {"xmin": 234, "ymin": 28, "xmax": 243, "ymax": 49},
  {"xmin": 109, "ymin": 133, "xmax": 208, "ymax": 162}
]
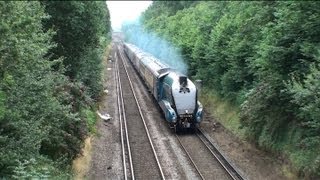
[{"xmin": 123, "ymin": 43, "xmax": 203, "ymax": 132}]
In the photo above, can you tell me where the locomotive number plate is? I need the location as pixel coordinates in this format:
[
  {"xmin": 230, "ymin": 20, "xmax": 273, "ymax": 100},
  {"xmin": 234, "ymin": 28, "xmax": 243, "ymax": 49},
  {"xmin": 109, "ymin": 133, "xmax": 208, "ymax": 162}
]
[{"xmin": 180, "ymin": 114, "xmax": 192, "ymax": 118}]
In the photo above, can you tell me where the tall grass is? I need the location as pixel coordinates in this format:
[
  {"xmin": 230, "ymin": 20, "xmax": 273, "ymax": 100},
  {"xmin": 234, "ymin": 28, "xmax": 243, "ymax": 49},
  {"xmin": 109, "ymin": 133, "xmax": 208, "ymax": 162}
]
[{"xmin": 199, "ymin": 88, "xmax": 246, "ymax": 138}]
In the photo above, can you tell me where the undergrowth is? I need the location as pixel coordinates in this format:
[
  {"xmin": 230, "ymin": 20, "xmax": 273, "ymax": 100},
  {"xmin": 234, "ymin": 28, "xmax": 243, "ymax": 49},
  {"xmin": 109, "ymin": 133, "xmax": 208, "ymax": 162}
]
[
  {"xmin": 82, "ymin": 108, "xmax": 98, "ymax": 134},
  {"xmin": 199, "ymin": 88, "xmax": 246, "ymax": 138},
  {"xmin": 200, "ymin": 88, "xmax": 319, "ymax": 179}
]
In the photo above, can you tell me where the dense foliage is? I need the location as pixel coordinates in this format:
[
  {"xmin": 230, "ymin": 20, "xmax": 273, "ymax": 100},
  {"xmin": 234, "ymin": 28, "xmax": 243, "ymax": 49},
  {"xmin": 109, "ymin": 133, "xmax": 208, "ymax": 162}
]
[
  {"xmin": 42, "ymin": 1, "xmax": 111, "ymax": 99},
  {"xmin": 138, "ymin": 1, "xmax": 320, "ymax": 177},
  {"xmin": 0, "ymin": 1, "xmax": 110, "ymax": 178}
]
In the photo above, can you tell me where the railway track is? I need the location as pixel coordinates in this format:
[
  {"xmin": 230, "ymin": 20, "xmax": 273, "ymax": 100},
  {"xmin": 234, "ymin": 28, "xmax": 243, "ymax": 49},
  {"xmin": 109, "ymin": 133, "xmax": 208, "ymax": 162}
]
[
  {"xmin": 198, "ymin": 128, "xmax": 245, "ymax": 180},
  {"xmin": 115, "ymin": 41, "xmax": 245, "ymax": 180},
  {"xmin": 115, "ymin": 44, "xmax": 165, "ymax": 180},
  {"xmin": 176, "ymin": 129, "xmax": 245, "ymax": 180},
  {"xmin": 114, "ymin": 48, "xmax": 133, "ymax": 180}
]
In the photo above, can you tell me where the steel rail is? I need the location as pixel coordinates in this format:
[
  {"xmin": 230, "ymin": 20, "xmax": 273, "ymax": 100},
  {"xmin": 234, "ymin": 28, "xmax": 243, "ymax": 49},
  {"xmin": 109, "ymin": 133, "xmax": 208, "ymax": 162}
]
[
  {"xmin": 175, "ymin": 135, "xmax": 205, "ymax": 180},
  {"xmin": 115, "ymin": 51, "xmax": 135, "ymax": 180},
  {"xmin": 197, "ymin": 128, "xmax": 245, "ymax": 180},
  {"xmin": 115, "ymin": 52, "xmax": 127, "ymax": 179},
  {"xmin": 118, "ymin": 47, "xmax": 166, "ymax": 180}
]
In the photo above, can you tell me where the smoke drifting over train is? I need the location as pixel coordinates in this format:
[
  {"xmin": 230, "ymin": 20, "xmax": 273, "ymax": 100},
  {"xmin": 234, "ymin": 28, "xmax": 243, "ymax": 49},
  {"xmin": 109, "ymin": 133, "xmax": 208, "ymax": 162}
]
[{"xmin": 121, "ymin": 20, "xmax": 188, "ymax": 75}]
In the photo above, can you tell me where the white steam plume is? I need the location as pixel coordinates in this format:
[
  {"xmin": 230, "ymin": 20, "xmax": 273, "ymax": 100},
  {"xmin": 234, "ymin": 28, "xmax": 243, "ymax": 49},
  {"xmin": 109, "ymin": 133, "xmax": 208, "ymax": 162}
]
[{"xmin": 121, "ymin": 19, "xmax": 188, "ymax": 75}]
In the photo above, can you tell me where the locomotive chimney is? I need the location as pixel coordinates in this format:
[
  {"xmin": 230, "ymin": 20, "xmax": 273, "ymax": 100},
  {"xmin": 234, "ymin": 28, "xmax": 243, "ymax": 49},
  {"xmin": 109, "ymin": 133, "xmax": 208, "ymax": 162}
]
[{"xmin": 179, "ymin": 76, "xmax": 188, "ymax": 87}]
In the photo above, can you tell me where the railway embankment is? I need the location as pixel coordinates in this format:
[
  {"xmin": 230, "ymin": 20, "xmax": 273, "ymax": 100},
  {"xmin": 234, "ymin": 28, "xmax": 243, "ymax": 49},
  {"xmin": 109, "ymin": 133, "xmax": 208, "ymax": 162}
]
[{"xmin": 200, "ymin": 90, "xmax": 297, "ymax": 179}]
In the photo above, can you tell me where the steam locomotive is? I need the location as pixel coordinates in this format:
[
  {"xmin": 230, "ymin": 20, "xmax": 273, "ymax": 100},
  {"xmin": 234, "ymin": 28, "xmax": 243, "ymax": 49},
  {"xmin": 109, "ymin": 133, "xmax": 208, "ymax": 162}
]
[{"xmin": 123, "ymin": 43, "xmax": 203, "ymax": 132}]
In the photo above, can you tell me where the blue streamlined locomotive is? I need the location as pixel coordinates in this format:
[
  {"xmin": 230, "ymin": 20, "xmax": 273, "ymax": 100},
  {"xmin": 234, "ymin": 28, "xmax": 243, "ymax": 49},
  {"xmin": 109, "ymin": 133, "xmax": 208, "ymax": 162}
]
[{"xmin": 123, "ymin": 43, "xmax": 203, "ymax": 132}]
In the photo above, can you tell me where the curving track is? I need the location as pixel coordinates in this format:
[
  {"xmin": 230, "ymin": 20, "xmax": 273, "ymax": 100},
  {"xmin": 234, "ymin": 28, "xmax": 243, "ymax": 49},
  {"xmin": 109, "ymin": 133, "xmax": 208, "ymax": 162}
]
[{"xmin": 115, "ymin": 43, "xmax": 165, "ymax": 180}]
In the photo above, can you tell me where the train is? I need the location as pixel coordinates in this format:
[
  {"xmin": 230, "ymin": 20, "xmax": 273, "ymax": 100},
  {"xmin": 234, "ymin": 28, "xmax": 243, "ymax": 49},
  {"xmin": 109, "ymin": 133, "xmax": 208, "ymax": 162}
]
[{"xmin": 123, "ymin": 43, "xmax": 203, "ymax": 132}]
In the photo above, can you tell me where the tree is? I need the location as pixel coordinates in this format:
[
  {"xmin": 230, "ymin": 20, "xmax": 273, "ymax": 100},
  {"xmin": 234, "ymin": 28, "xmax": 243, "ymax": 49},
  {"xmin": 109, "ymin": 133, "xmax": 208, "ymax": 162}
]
[
  {"xmin": 42, "ymin": 1, "xmax": 111, "ymax": 99},
  {"xmin": 0, "ymin": 1, "xmax": 111, "ymax": 178},
  {"xmin": 0, "ymin": 1, "xmax": 81, "ymax": 177}
]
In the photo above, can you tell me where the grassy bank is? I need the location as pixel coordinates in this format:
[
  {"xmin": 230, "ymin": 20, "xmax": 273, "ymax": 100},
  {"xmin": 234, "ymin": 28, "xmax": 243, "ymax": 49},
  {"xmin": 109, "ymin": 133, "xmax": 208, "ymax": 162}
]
[{"xmin": 199, "ymin": 88, "xmax": 246, "ymax": 138}]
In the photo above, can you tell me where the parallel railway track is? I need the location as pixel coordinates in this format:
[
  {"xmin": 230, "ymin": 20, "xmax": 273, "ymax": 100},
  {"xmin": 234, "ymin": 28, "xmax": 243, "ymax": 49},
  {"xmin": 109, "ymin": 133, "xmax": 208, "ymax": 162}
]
[
  {"xmin": 176, "ymin": 129, "xmax": 245, "ymax": 180},
  {"xmin": 115, "ymin": 49, "xmax": 133, "ymax": 180},
  {"xmin": 115, "ymin": 44, "xmax": 165, "ymax": 180},
  {"xmin": 115, "ymin": 41, "xmax": 245, "ymax": 180},
  {"xmin": 197, "ymin": 129, "xmax": 245, "ymax": 180}
]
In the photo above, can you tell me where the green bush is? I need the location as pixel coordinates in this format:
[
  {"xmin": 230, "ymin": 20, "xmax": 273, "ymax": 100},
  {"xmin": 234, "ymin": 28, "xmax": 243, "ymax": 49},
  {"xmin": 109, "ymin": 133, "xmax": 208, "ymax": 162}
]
[
  {"xmin": 286, "ymin": 65, "xmax": 320, "ymax": 176},
  {"xmin": 82, "ymin": 108, "xmax": 98, "ymax": 134},
  {"xmin": 12, "ymin": 156, "xmax": 70, "ymax": 179}
]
